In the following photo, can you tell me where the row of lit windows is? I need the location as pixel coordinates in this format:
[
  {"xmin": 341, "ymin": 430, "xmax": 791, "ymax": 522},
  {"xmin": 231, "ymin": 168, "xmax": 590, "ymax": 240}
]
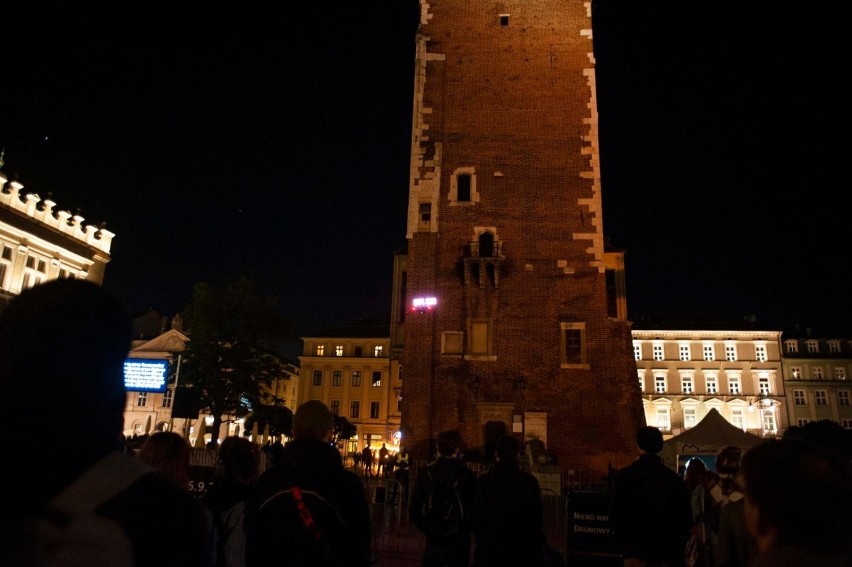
[
  {"xmin": 650, "ymin": 406, "xmax": 777, "ymax": 432},
  {"xmin": 314, "ymin": 344, "xmax": 385, "ymax": 357},
  {"xmin": 642, "ymin": 374, "xmax": 773, "ymax": 396},
  {"xmin": 134, "ymin": 389, "xmax": 174, "ymax": 408},
  {"xmin": 634, "ymin": 343, "xmax": 768, "ymax": 363},
  {"xmin": 789, "ymin": 366, "xmax": 848, "ymax": 380},
  {"xmin": 636, "ymin": 339, "xmax": 849, "ymax": 361},
  {"xmin": 784, "ymin": 339, "xmax": 846, "ymax": 355},
  {"xmin": 0, "ymin": 241, "xmax": 85, "ymax": 291},
  {"xmin": 792, "ymin": 389, "xmax": 851, "ymax": 407}
]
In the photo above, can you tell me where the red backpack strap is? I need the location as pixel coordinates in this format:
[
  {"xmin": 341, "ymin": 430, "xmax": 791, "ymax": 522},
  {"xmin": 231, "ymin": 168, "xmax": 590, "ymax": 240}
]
[{"xmin": 290, "ymin": 485, "xmax": 322, "ymax": 543}]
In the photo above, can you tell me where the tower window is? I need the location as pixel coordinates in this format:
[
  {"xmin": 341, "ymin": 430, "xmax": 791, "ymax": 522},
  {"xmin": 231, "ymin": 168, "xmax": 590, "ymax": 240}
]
[
  {"xmin": 560, "ymin": 322, "xmax": 587, "ymax": 367},
  {"xmin": 457, "ymin": 174, "xmax": 471, "ymax": 202}
]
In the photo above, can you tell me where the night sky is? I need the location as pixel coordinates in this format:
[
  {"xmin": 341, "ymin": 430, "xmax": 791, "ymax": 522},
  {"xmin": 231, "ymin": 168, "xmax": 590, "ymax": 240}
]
[{"xmin": 1, "ymin": 1, "xmax": 849, "ymax": 347}]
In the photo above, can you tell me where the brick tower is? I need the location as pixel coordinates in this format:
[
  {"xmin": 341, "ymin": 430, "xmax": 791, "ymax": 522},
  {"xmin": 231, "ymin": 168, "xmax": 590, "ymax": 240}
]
[{"xmin": 397, "ymin": 0, "xmax": 645, "ymax": 477}]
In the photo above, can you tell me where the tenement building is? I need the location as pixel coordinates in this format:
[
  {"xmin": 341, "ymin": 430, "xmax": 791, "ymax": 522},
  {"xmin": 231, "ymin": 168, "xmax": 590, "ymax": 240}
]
[
  {"xmin": 632, "ymin": 329, "xmax": 787, "ymax": 438},
  {"xmin": 0, "ymin": 166, "xmax": 113, "ymax": 304},
  {"xmin": 299, "ymin": 320, "xmax": 403, "ymax": 458},
  {"xmin": 397, "ymin": 1, "xmax": 645, "ymax": 474},
  {"xmin": 781, "ymin": 331, "xmax": 852, "ymax": 430}
]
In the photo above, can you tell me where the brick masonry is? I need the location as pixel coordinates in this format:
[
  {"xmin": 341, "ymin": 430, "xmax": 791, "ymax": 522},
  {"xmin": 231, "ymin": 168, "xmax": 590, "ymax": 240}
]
[{"xmin": 400, "ymin": 0, "xmax": 645, "ymax": 479}]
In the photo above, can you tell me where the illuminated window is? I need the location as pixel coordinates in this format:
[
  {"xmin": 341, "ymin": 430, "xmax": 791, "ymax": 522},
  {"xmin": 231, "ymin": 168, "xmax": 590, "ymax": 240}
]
[
  {"xmin": 332, "ymin": 370, "xmax": 342, "ymax": 387},
  {"xmin": 806, "ymin": 340, "xmax": 819, "ymax": 353},
  {"xmin": 656, "ymin": 408, "xmax": 670, "ymax": 430},
  {"xmin": 754, "ymin": 344, "xmax": 767, "ymax": 362},
  {"xmin": 728, "ymin": 376, "xmax": 741, "ymax": 395},
  {"xmin": 350, "ymin": 401, "xmax": 360, "ymax": 419},
  {"xmin": 785, "ymin": 340, "xmax": 798, "ymax": 354},
  {"xmin": 0, "ymin": 244, "xmax": 13, "ymax": 288},
  {"xmin": 352, "ymin": 371, "xmax": 362, "ymax": 387},
  {"xmin": 679, "ymin": 344, "xmax": 690, "ymax": 361},
  {"xmin": 828, "ymin": 340, "xmax": 841, "ymax": 353},
  {"xmin": 791, "ymin": 367, "xmax": 802, "ymax": 380},
  {"xmin": 312, "ymin": 370, "xmax": 322, "ymax": 386},
  {"xmin": 758, "ymin": 377, "xmax": 770, "ymax": 395},
  {"xmin": 370, "ymin": 401, "xmax": 380, "ymax": 419},
  {"xmin": 653, "ymin": 344, "xmax": 664, "ymax": 361},
  {"xmin": 706, "ymin": 375, "xmax": 718, "ymax": 394},
  {"xmin": 374, "ymin": 345, "xmax": 384, "ymax": 357},
  {"xmin": 23, "ymin": 255, "xmax": 47, "ymax": 289},
  {"xmin": 316, "ymin": 345, "xmax": 325, "ymax": 356},
  {"xmin": 725, "ymin": 344, "xmax": 737, "ymax": 362},
  {"xmin": 703, "ymin": 344, "xmax": 714, "ymax": 361},
  {"xmin": 762, "ymin": 412, "xmax": 776, "ymax": 434},
  {"xmin": 834, "ymin": 367, "xmax": 847, "ymax": 380},
  {"xmin": 731, "ymin": 409, "xmax": 744, "ymax": 429},
  {"xmin": 684, "ymin": 407, "xmax": 697, "ymax": 429},
  {"xmin": 335, "ymin": 345, "xmax": 344, "ymax": 357}
]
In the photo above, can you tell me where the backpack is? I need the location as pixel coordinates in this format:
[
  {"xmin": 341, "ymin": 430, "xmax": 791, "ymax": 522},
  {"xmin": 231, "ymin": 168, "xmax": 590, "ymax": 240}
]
[
  {"xmin": 253, "ymin": 483, "xmax": 348, "ymax": 566},
  {"xmin": 9, "ymin": 453, "xmax": 148, "ymax": 567},
  {"xmin": 424, "ymin": 468, "xmax": 464, "ymax": 541}
]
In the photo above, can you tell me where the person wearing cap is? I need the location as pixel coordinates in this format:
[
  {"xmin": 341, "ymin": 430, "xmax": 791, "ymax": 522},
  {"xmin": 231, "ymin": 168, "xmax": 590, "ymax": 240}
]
[{"xmin": 245, "ymin": 400, "xmax": 371, "ymax": 567}]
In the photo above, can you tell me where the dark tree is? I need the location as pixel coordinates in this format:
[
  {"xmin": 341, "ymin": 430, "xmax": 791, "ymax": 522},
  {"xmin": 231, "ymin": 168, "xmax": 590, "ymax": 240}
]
[
  {"xmin": 333, "ymin": 415, "xmax": 357, "ymax": 445},
  {"xmin": 179, "ymin": 276, "xmax": 292, "ymax": 446},
  {"xmin": 245, "ymin": 403, "xmax": 294, "ymax": 441}
]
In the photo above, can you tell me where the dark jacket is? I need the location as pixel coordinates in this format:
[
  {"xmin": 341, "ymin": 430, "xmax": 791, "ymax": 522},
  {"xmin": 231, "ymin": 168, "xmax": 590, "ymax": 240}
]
[
  {"xmin": 472, "ymin": 460, "xmax": 544, "ymax": 567},
  {"xmin": 410, "ymin": 456, "xmax": 477, "ymax": 539},
  {"xmin": 245, "ymin": 438, "xmax": 371, "ymax": 567},
  {"xmin": 610, "ymin": 453, "xmax": 692, "ymax": 564},
  {"xmin": 409, "ymin": 456, "xmax": 477, "ymax": 567}
]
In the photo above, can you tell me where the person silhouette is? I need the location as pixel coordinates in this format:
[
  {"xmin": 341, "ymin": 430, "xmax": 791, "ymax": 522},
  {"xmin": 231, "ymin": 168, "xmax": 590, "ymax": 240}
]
[
  {"xmin": 611, "ymin": 426, "xmax": 692, "ymax": 567},
  {"xmin": 472, "ymin": 434, "xmax": 549, "ymax": 567},
  {"xmin": 0, "ymin": 279, "xmax": 215, "ymax": 567}
]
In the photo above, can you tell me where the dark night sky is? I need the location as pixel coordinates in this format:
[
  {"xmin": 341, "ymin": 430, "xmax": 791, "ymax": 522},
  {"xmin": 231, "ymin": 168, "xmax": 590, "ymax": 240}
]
[{"xmin": 1, "ymin": 1, "xmax": 850, "ymax": 347}]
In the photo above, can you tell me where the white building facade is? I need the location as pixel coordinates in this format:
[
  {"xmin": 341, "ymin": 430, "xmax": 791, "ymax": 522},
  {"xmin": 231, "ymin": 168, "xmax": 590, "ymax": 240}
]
[{"xmin": 633, "ymin": 329, "xmax": 787, "ymax": 439}]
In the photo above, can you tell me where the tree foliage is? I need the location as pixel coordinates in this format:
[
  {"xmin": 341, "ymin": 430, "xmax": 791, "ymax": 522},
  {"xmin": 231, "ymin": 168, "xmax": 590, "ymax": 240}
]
[
  {"xmin": 333, "ymin": 415, "xmax": 357, "ymax": 445},
  {"xmin": 244, "ymin": 402, "xmax": 294, "ymax": 440},
  {"xmin": 179, "ymin": 276, "xmax": 293, "ymax": 446}
]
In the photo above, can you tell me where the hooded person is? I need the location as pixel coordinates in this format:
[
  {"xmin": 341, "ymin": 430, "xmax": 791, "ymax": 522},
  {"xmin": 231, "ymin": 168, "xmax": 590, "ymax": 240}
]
[{"xmin": 245, "ymin": 400, "xmax": 371, "ymax": 567}]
